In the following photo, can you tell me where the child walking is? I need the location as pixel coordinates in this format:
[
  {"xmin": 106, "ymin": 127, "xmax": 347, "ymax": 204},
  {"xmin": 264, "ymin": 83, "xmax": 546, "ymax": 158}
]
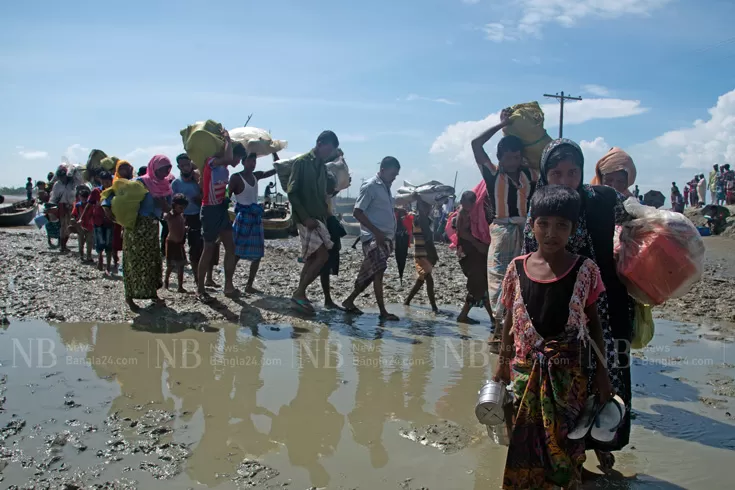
[
  {"xmin": 90, "ymin": 171, "xmax": 115, "ymax": 273},
  {"xmin": 454, "ymin": 191, "xmax": 494, "ymax": 324},
  {"xmin": 404, "ymin": 198, "xmax": 439, "ymax": 312},
  {"xmin": 71, "ymin": 188, "xmax": 94, "ymax": 262},
  {"xmin": 164, "ymin": 194, "xmax": 189, "ymax": 293},
  {"xmin": 494, "ymin": 185, "xmax": 612, "ymax": 489}
]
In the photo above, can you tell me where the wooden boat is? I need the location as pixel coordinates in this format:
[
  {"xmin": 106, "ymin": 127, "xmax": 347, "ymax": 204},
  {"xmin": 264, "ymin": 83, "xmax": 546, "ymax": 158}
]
[
  {"xmin": 0, "ymin": 199, "xmax": 36, "ymax": 227},
  {"xmin": 228, "ymin": 202, "xmax": 296, "ymax": 239}
]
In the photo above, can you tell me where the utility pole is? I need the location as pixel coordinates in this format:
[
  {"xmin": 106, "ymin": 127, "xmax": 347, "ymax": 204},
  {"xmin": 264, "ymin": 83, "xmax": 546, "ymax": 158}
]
[{"xmin": 543, "ymin": 91, "xmax": 582, "ymax": 138}]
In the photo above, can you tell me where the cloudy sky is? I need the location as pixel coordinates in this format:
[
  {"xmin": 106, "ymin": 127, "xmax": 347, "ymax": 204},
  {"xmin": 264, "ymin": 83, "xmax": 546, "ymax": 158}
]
[{"xmin": 2, "ymin": 0, "xmax": 734, "ymax": 198}]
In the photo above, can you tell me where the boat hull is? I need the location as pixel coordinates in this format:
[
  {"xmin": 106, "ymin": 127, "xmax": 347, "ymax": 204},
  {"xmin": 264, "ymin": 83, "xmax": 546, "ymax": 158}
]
[{"xmin": 0, "ymin": 206, "xmax": 35, "ymax": 227}]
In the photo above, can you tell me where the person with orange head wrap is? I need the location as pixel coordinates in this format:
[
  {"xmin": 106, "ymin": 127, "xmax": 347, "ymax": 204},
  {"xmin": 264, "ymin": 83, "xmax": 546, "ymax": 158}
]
[
  {"xmin": 113, "ymin": 160, "xmax": 135, "ymax": 182},
  {"xmin": 590, "ymin": 147, "xmax": 637, "ymax": 197}
]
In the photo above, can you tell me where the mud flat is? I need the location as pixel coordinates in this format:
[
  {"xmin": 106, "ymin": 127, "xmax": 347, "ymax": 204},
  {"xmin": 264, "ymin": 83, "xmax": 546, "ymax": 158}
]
[
  {"xmin": 3, "ymin": 228, "xmax": 735, "ymax": 334},
  {"xmin": 1, "ymin": 312, "xmax": 734, "ymax": 489}
]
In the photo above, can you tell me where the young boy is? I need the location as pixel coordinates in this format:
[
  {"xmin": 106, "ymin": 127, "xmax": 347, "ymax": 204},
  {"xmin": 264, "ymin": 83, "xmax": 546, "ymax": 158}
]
[
  {"xmin": 164, "ymin": 193, "xmax": 189, "ymax": 293},
  {"xmin": 404, "ymin": 198, "xmax": 439, "ymax": 313},
  {"xmin": 71, "ymin": 187, "xmax": 94, "ymax": 262},
  {"xmin": 25, "ymin": 177, "xmax": 33, "ymax": 200},
  {"xmin": 89, "ymin": 171, "xmax": 115, "ymax": 273}
]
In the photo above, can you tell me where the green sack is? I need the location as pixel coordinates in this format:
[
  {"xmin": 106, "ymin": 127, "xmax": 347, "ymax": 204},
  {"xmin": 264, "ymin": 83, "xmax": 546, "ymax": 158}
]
[
  {"xmin": 631, "ymin": 301, "xmax": 655, "ymax": 349},
  {"xmin": 180, "ymin": 120, "xmax": 226, "ymax": 171}
]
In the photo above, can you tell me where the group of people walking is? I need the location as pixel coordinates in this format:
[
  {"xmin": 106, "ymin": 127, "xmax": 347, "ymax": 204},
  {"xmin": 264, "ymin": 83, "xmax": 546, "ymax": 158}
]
[
  {"xmin": 33, "ymin": 108, "xmax": 663, "ymax": 489},
  {"xmin": 671, "ymin": 163, "xmax": 735, "ymax": 213}
]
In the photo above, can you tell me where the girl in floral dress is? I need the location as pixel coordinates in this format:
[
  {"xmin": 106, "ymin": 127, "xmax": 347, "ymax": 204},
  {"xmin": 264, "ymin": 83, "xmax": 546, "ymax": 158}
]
[{"xmin": 495, "ymin": 185, "xmax": 612, "ymax": 489}]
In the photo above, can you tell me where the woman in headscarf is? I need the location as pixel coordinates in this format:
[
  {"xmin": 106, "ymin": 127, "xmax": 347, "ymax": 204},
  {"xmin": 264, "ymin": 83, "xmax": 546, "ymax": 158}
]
[
  {"xmin": 523, "ymin": 138, "xmax": 634, "ymax": 474},
  {"xmin": 105, "ymin": 156, "xmax": 173, "ymax": 310},
  {"xmin": 590, "ymin": 147, "xmax": 637, "ymax": 197},
  {"xmin": 49, "ymin": 164, "xmax": 78, "ymax": 253}
]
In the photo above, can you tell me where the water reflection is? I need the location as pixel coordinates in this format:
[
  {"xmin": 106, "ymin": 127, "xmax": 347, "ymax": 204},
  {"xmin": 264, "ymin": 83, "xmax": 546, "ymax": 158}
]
[
  {"xmin": 271, "ymin": 326, "xmax": 344, "ymax": 487},
  {"xmin": 40, "ymin": 314, "xmax": 735, "ymax": 489}
]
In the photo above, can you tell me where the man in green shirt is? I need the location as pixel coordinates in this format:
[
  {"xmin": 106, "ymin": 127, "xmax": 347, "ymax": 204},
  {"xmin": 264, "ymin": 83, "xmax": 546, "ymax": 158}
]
[{"xmin": 287, "ymin": 130, "xmax": 340, "ymax": 313}]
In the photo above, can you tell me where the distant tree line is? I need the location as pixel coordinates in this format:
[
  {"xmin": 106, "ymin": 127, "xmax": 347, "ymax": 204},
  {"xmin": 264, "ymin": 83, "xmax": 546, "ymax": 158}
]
[{"xmin": 0, "ymin": 186, "xmax": 26, "ymax": 196}]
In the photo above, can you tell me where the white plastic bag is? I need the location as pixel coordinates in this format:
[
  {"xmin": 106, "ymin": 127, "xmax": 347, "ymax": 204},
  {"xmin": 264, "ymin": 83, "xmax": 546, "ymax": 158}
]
[
  {"xmin": 325, "ymin": 156, "xmax": 351, "ymax": 193},
  {"xmin": 616, "ymin": 198, "xmax": 705, "ymax": 305},
  {"xmin": 229, "ymin": 127, "xmax": 288, "ymax": 157},
  {"xmin": 395, "ymin": 180, "xmax": 455, "ymax": 206}
]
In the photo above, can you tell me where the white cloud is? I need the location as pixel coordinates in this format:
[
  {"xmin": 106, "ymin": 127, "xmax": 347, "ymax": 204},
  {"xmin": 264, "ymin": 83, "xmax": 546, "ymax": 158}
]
[
  {"xmin": 64, "ymin": 144, "xmax": 91, "ymax": 165},
  {"xmin": 580, "ymin": 136, "xmax": 611, "ymax": 175},
  {"xmin": 17, "ymin": 148, "xmax": 49, "ymax": 160},
  {"xmin": 430, "ymin": 98, "xmax": 647, "ymax": 166},
  {"xmin": 582, "ymin": 84, "xmax": 611, "ymax": 97},
  {"xmin": 484, "ymin": 0, "xmax": 671, "ymax": 41},
  {"xmin": 483, "ymin": 23, "xmax": 515, "ymax": 42},
  {"xmin": 634, "ymin": 89, "xmax": 735, "ymax": 172},
  {"xmin": 404, "ymin": 94, "xmax": 458, "ymax": 105}
]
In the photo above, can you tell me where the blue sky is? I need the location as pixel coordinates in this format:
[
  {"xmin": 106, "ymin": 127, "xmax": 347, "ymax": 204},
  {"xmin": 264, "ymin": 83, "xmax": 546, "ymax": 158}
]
[{"xmin": 2, "ymin": 0, "xmax": 735, "ymax": 198}]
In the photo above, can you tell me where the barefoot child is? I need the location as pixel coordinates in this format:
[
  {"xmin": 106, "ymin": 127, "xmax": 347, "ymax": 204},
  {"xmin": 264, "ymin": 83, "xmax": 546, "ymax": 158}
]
[
  {"xmin": 454, "ymin": 191, "xmax": 494, "ymax": 324},
  {"xmin": 90, "ymin": 171, "xmax": 115, "ymax": 273},
  {"xmin": 43, "ymin": 203, "xmax": 61, "ymax": 248},
  {"xmin": 404, "ymin": 198, "xmax": 439, "ymax": 312},
  {"xmin": 164, "ymin": 193, "xmax": 189, "ymax": 292},
  {"xmin": 494, "ymin": 185, "xmax": 613, "ymax": 489},
  {"xmin": 71, "ymin": 187, "xmax": 94, "ymax": 262}
]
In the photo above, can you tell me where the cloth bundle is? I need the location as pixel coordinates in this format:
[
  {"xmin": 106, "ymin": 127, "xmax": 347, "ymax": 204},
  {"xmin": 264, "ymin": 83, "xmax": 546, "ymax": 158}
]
[
  {"xmin": 229, "ymin": 127, "xmax": 288, "ymax": 157},
  {"xmin": 273, "ymin": 151, "xmax": 348, "ymax": 191},
  {"xmin": 502, "ymin": 101, "xmax": 552, "ymax": 171},
  {"xmin": 180, "ymin": 120, "xmax": 226, "ymax": 171},
  {"xmin": 100, "ymin": 178, "xmax": 149, "ymax": 229}
]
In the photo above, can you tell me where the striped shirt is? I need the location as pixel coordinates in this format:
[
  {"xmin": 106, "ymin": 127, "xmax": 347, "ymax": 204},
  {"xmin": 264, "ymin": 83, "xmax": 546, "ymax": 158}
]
[
  {"xmin": 201, "ymin": 157, "xmax": 229, "ymax": 206},
  {"xmin": 479, "ymin": 164, "xmax": 537, "ymax": 222},
  {"xmin": 412, "ymin": 212, "xmax": 438, "ymax": 263}
]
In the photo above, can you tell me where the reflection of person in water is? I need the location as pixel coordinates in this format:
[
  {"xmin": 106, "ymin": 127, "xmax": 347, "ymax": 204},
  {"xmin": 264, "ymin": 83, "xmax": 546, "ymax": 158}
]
[
  {"xmin": 435, "ymin": 325, "xmax": 488, "ymax": 427},
  {"xmin": 270, "ymin": 327, "xmax": 344, "ymax": 488},
  {"xmin": 347, "ymin": 338, "xmax": 405, "ymax": 469},
  {"xmin": 164, "ymin": 327, "xmax": 278, "ymax": 486},
  {"xmin": 82, "ymin": 324, "xmax": 175, "ymax": 418},
  {"xmin": 398, "ymin": 336, "xmax": 437, "ymax": 426}
]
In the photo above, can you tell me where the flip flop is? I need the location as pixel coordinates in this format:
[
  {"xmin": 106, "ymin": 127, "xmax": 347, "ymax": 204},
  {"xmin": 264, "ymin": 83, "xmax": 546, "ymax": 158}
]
[
  {"xmin": 568, "ymin": 396, "xmax": 600, "ymax": 440},
  {"xmin": 590, "ymin": 395, "xmax": 625, "ymax": 443},
  {"xmin": 291, "ymin": 297, "xmax": 315, "ymax": 314}
]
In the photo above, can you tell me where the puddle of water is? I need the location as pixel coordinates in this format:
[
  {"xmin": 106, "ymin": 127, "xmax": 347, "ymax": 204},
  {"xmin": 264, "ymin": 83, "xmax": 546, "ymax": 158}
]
[{"xmin": 0, "ymin": 310, "xmax": 733, "ymax": 489}]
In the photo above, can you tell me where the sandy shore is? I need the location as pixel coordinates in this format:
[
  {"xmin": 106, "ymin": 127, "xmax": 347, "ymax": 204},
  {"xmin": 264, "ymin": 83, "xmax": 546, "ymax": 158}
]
[{"xmin": 1, "ymin": 227, "xmax": 733, "ymax": 334}]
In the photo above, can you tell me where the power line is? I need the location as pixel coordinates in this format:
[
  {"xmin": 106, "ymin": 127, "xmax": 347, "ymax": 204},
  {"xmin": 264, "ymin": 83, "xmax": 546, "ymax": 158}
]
[{"xmin": 543, "ymin": 91, "xmax": 582, "ymax": 138}]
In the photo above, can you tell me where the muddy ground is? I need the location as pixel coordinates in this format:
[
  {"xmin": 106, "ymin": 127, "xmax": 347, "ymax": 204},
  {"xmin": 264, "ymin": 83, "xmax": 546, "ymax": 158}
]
[
  {"xmin": 2, "ymin": 225, "xmax": 735, "ymax": 334},
  {"xmin": 0, "ymin": 228, "xmax": 474, "ymax": 328}
]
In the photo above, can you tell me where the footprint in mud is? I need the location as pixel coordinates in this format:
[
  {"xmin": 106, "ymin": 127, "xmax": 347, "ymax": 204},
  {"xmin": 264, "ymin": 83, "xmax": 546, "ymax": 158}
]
[{"xmin": 398, "ymin": 421, "xmax": 476, "ymax": 454}]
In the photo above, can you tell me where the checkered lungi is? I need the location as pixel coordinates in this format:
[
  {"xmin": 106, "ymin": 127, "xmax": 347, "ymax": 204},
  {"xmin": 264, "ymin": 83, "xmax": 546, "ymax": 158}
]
[
  {"xmin": 355, "ymin": 238, "xmax": 394, "ymax": 290},
  {"xmin": 232, "ymin": 203, "xmax": 265, "ymax": 261}
]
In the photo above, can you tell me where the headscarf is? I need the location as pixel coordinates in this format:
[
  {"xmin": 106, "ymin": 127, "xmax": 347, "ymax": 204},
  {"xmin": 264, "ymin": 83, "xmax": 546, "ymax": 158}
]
[
  {"xmin": 469, "ymin": 180, "xmax": 491, "ymax": 244},
  {"xmin": 539, "ymin": 138, "xmax": 585, "ymax": 190},
  {"xmin": 590, "ymin": 147, "xmax": 636, "ymax": 196},
  {"xmin": 113, "ymin": 159, "xmax": 133, "ymax": 183},
  {"xmin": 140, "ymin": 155, "xmax": 173, "ymax": 197}
]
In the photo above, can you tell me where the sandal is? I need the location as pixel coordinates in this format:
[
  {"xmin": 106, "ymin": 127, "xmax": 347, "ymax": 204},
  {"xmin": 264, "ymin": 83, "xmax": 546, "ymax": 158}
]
[
  {"xmin": 342, "ymin": 303, "xmax": 364, "ymax": 315},
  {"xmin": 291, "ymin": 297, "xmax": 315, "ymax": 314}
]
